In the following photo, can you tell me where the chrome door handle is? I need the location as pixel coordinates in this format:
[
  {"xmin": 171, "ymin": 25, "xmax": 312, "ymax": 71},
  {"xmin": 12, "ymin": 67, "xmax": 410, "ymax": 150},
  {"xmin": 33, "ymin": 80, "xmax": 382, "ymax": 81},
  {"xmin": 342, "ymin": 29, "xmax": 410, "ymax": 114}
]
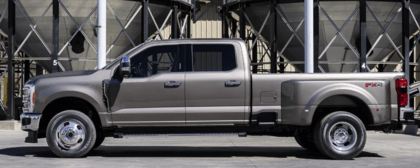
[
  {"xmin": 225, "ymin": 80, "xmax": 241, "ymax": 87},
  {"xmin": 164, "ymin": 81, "xmax": 181, "ymax": 88}
]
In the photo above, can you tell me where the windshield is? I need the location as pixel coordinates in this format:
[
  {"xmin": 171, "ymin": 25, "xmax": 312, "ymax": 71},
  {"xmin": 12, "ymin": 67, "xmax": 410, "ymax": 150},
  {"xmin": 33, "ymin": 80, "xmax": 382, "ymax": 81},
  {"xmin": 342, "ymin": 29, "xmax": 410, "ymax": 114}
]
[{"xmin": 102, "ymin": 43, "xmax": 147, "ymax": 69}]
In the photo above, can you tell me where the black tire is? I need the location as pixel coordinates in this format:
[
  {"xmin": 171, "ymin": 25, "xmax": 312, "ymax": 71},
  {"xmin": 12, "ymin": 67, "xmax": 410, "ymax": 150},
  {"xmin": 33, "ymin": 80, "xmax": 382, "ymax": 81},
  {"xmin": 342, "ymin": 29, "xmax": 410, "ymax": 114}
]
[
  {"xmin": 313, "ymin": 111, "xmax": 366, "ymax": 160},
  {"xmin": 92, "ymin": 135, "xmax": 105, "ymax": 150},
  {"xmin": 46, "ymin": 110, "xmax": 96, "ymax": 158},
  {"xmin": 294, "ymin": 131, "xmax": 318, "ymax": 151}
]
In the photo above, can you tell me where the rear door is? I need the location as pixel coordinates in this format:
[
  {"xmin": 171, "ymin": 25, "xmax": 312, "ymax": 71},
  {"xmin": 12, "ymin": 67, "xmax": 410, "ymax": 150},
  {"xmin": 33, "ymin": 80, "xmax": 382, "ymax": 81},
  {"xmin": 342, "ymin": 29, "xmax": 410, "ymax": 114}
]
[{"xmin": 185, "ymin": 43, "xmax": 246, "ymax": 126}]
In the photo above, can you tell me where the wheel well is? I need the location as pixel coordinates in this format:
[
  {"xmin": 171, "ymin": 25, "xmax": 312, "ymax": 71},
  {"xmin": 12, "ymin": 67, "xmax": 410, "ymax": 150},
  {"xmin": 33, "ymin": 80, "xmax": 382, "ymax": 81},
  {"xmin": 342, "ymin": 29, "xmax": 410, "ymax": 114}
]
[
  {"xmin": 38, "ymin": 97, "xmax": 102, "ymax": 138},
  {"xmin": 312, "ymin": 95, "xmax": 374, "ymax": 127}
]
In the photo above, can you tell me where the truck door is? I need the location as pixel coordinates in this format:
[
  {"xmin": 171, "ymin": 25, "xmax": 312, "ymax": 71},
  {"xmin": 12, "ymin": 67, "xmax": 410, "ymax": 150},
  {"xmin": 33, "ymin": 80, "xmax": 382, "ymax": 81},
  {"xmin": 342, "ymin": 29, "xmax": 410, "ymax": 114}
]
[
  {"xmin": 111, "ymin": 44, "xmax": 186, "ymax": 127},
  {"xmin": 185, "ymin": 43, "xmax": 246, "ymax": 126}
]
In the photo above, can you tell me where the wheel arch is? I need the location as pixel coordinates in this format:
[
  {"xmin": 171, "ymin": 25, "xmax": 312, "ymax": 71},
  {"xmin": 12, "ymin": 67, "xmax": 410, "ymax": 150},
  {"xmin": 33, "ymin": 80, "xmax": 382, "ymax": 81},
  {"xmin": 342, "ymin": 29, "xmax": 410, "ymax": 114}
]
[{"xmin": 38, "ymin": 97, "xmax": 103, "ymax": 138}]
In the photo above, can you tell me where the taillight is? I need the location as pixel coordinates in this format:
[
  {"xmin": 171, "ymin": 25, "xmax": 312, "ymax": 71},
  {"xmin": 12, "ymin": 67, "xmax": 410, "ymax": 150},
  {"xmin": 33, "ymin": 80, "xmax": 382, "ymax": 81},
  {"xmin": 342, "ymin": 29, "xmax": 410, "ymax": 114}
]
[{"xmin": 396, "ymin": 78, "xmax": 408, "ymax": 106}]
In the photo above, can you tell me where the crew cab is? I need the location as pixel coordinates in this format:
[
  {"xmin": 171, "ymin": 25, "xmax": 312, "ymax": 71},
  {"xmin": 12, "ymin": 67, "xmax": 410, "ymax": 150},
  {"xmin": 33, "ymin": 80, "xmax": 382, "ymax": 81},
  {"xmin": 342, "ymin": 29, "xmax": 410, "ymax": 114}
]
[{"xmin": 20, "ymin": 39, "xmax": 412, "ymax": 159}]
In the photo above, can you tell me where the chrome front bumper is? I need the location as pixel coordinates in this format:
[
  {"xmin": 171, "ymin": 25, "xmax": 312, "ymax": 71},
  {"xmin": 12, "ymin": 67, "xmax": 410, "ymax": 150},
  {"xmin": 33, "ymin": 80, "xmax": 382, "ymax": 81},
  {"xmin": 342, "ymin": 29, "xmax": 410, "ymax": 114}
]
[{"xmin": 20, "ymin": 113, "xmax": 42, "ymax": 131}]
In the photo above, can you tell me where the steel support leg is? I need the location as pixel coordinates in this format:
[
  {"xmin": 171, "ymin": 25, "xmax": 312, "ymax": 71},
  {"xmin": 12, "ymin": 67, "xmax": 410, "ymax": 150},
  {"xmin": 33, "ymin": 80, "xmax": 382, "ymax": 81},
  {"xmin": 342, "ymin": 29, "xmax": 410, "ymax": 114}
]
[
  {"xmin": 402, "ymin": 0, "xmax": 410, "ymax": 108},
  {"xmin": 252, "ymin": 35, "xmax": 258, "ymax": 73},
  {"xmin": 7, "ymin": 0, "xmax": 15, "ymax": 120},
  {"xmin": 305, "ymin": 0, "xmax": 314, "ymax": 73},
  {"xmin": 360, "ymin": 0, "xmax": 367, "ymax": 72},
  {"xmin": 270, "ymin": 1, "xmax": 278, "ymax": 73},
  {"xmin": 141, "ymin": 0, "xmax": 149, "ymax": 43},
  {"xmin": 52, "ymin": 0, "xmax": 59, "ymax": 73},
  {"xmin": 222, "ymin": 6, "xmax": 228, "ymax": 38},
  {"xmin": 187, "ymin": 11, "xmax": 191, "ymax": 38},
  {"xmin": 24, "ymin": 60, "xmax": 30, "ymax": 82},
  {"xmin": 410, "ymin": 38, "xmax": 415, "ymax": 107},
  {"xmin": 314, "ymin": 0, "xmax": 319, "ymax": 72},
  {"xmin": 239, "ymin": 3, "xmax": 245, "ymax": 40},
  {"xmin": 171, "ymin": 2, "xmax": 179, "ymax": 39},
  {"xmin": 97, "ymin": 0, "xmax": 106, "ymax": 69}
]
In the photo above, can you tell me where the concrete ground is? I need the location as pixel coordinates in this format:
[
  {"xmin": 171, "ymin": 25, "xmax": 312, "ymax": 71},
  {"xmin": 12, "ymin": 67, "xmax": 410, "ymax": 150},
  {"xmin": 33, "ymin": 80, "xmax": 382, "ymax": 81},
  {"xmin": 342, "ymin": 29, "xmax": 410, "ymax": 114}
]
[{"xmin": 0, "ymin": 131, "xmax": 419, "ymax": 168}]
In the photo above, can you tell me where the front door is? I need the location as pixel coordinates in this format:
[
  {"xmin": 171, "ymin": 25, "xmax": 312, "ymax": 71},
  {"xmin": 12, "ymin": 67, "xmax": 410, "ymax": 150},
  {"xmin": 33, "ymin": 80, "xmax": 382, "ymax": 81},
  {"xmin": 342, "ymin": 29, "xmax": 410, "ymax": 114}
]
[
  {"xmin": 111, "ymin": 44, "xmax": 186, "ymax": 127},
  {"xmin": 185, "ymin": 43, "xmax": 246, "ymax": 126}
]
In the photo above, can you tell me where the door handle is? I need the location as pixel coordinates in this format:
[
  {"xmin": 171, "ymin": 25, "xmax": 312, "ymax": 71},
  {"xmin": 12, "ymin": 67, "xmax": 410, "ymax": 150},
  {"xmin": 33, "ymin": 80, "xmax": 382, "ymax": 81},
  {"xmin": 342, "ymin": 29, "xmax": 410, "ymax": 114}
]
[
  {"xmin": 225, "ymin": 80, "xmax": 241, "ymax": 87},
  {"xmin": 165, "ymin": 81, "xmax": 181, "ymax": 88}
]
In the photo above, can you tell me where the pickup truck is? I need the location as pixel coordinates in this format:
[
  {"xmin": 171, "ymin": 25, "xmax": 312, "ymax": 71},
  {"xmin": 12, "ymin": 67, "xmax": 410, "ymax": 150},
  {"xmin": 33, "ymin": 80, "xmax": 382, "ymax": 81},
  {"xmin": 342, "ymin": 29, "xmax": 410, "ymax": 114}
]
[{"xmin": 20, "ymin": 39, "xmax": 412, "ymax": 159}]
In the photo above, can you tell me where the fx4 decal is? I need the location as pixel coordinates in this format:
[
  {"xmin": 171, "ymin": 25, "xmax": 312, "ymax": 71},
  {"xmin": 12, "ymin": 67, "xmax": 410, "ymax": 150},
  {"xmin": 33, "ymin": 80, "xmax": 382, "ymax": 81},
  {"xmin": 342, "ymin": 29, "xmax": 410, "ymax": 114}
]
[{"xmin": 365, "ymin": 83, "xmax": 383, "ymax": 87}]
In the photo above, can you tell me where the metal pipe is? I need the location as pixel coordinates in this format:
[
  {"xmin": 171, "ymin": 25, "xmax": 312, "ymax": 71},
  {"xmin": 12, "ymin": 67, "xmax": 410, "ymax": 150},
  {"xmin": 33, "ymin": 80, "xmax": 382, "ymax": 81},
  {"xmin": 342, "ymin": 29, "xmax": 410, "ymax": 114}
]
[
  {"xmin": 305, "ymin": 0, "xmax": 314, "ymax": 73},
  {"xmin": 97, "ymin": 0, "xmax": 106, "ymax": 69}
]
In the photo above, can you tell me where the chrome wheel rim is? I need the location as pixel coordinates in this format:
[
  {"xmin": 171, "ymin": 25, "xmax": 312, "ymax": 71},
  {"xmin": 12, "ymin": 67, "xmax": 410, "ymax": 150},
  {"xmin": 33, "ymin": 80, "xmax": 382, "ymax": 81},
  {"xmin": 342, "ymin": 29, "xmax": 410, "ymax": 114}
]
[
  {"xmin": 56, "ymin": 120, "xmax": 86, "ymax": 150},
  {"xmin": 328, "ymin": 122, "xmax": 357, "ymax": 151}
]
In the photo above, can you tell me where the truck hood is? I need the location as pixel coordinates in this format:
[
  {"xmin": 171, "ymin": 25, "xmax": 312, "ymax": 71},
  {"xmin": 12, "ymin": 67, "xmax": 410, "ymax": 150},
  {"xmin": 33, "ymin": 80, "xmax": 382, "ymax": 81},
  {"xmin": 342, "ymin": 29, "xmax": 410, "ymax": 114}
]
[{"xmin": 26, "ymin": 70, "xmax": 97, "ymax": 84}]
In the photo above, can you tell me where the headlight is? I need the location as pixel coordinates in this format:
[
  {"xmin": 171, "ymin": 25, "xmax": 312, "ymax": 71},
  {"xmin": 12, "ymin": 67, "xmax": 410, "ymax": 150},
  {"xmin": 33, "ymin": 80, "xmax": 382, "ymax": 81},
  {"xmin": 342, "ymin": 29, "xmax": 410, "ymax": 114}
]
[{"xmin": 22, "ymin": 84, "xmax": 35, "ymax": 113}]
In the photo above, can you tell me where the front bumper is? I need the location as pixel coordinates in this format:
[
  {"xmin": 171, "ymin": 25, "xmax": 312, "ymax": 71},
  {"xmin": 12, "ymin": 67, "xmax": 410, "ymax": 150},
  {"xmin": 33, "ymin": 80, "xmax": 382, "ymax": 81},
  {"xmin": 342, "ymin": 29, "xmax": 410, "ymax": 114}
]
[
  {"xmin": 20, "ymin": 113, "xmax": 41, "ymax": 143},
  {"xmin": 20, "ymin": 113, "xmax": 42, "ymax": 131}
]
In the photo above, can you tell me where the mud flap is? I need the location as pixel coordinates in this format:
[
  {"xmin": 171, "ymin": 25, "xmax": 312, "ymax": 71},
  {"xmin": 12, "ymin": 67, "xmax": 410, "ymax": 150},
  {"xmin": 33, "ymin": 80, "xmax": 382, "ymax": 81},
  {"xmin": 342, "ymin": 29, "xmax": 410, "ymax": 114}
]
[{"xmin": 25, "ymin": 131, "xmax": 38, "ymax": 143}]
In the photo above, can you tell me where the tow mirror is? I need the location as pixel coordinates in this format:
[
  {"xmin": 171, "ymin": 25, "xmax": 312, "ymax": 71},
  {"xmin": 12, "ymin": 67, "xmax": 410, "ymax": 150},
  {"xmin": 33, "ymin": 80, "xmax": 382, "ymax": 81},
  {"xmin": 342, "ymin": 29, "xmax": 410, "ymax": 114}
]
[{"xmin": 120, "ymin": 56, "xmax": 131, "ymax": 78}]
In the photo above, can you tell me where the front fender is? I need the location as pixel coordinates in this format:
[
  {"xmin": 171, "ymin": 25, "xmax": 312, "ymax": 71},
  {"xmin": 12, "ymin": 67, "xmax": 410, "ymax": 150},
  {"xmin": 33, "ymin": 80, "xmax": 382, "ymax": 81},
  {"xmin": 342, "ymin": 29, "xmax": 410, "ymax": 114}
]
[{"xmin": 34, "ymin": 85, "xmax": 106, "ymax": 114}]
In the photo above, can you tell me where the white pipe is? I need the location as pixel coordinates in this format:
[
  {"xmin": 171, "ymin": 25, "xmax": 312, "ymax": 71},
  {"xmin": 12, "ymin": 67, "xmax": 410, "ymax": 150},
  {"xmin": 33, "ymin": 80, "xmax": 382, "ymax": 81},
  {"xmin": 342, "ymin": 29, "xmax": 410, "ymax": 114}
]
[
  {"xmin": 305, "ymin": 0, "xmax": 314, "ymax": 73},
  {"xmin": 97, "ymin": 0, "xmax": 107, "ymax": 69}
]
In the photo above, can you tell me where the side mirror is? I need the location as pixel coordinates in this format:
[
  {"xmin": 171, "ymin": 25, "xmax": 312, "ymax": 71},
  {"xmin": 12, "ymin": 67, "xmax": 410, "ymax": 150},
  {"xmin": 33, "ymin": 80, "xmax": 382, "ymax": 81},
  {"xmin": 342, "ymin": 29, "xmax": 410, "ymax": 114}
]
[{"xmin": 119, "ymin": 56, "xmax": 131, "ymax": 78}]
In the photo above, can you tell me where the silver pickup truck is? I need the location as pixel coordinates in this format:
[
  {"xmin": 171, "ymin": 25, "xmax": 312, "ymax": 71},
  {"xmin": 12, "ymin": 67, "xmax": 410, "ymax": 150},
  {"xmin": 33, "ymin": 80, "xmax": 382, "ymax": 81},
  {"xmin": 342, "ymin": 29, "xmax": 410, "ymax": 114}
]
[{"xmin": 20, "ymin": 39, "xmax": 411, "ymax": 159}]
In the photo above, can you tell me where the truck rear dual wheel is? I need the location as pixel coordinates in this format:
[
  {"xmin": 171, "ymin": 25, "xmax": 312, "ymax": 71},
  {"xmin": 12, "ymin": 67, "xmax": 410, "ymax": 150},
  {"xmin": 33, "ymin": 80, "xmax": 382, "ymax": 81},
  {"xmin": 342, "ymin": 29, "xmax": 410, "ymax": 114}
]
[
  {"xmin": 313, "ymin": 111, "xmax": 366, "ymax": 160},
  {"xmin": 46, "ymin": 110, "xmax": 97, "ymax": 158}
]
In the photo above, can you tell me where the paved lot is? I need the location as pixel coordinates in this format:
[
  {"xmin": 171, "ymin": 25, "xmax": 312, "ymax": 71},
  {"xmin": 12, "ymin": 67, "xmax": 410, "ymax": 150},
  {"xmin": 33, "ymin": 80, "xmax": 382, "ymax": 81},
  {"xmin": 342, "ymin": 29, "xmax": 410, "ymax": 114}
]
[{"xmin": 0, "ymin": 131, "xmax": 420, "ymax": 168}]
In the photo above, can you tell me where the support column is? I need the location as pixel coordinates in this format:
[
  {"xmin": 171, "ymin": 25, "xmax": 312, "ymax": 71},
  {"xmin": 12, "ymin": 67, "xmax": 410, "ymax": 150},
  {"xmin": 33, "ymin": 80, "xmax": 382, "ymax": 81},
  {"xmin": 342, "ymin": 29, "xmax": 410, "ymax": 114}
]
[
  {"xmin": 171, "ymin": 2, "xmax": 179, "ymax": 39},
  {"xmin": 305, "ymin": 0, "xmax": 314, "ymax": 73},
  {"xmin": 24, "ymin": 60, "xmax": 30, "ymax": 82},
  {"xmin": 402, "ymin": 0, "xmax": 410, "ymax": 108},
  {"xmin": 314, "ymin": 0, "xmax": 319, "ymax": 72},
  {"xmin": 141, "ymin": 0, "xmax": 149, "ymax": 43},
  {"xmin": 270, "ymin": 1, "xmax": 278, "ymax": 73},
  {"xmin": 252, "ymin": 35, "xmax": 258, "ymax": 73},
  {"xmin": 222, "ymin": 0, "xmax": 229, "ymax": 38},
  {"xmin": 52, "ymin": 0, "xmax": 59, "ymax": 73},
  {"xmin": 360, "ymin": 0, "xmax": 367, "ymax": 72},
  {"xmin": 239, "ymin": 3, "xmax": 245, "ymax": 40},
  {"xmin": 7, "ymin": 0, "xmax": 15, "ymax": 120},
  {"xmin": 187, "ymin": 10, "xmax": 191, "ymax": 38},
  {"xmin": 97, "ymin": 0, "xmax": 106, "ymax": 69}
]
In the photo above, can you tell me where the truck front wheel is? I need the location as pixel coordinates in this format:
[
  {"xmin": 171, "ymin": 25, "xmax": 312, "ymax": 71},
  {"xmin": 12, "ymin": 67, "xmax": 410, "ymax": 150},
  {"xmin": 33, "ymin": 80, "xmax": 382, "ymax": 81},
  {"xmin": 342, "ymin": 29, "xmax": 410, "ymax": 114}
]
[
  {"xmin": 46, "ymin": 110, "xmax": 97, "ymax": 158},
  {"xmin": 313, "ymin": 111, "xmax": 366, "ymax": 160}
]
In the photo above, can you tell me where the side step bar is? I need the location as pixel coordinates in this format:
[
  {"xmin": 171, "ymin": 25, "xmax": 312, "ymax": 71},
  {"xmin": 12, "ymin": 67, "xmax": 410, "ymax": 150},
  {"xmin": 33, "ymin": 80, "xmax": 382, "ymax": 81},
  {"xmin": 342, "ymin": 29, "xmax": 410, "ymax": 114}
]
[{"xmin": 114, "ymin": 132, "xmax": 248, "ymax": 138}]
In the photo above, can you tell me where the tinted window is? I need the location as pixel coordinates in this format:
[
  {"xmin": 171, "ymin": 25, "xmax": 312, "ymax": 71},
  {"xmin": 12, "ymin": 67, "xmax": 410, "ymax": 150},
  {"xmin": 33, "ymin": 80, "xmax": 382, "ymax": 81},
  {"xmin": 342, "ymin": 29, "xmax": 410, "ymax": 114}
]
[
  {"xmin": 130, "ymin": 45, "xmax": 181, "ymax": 78},
  {"xmin": 191, "ymin": 44, "xmax": 236, "ymax": 72}
]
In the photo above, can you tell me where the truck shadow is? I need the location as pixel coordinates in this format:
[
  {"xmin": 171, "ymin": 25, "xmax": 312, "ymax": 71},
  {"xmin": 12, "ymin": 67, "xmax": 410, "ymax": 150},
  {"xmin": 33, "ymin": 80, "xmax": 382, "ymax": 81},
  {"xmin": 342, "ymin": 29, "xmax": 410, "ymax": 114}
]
[{"xmin": 0, "ymin": 146, "xmax": 383, "ymax": 160}]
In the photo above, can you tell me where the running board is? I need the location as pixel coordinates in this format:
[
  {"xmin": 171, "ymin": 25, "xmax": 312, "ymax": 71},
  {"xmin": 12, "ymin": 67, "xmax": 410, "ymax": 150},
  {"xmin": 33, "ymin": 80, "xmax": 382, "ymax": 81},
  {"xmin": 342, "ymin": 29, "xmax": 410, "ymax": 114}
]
[{"xmin": 114, "ymin": 132, "xmax": 247, "ymax": 138}]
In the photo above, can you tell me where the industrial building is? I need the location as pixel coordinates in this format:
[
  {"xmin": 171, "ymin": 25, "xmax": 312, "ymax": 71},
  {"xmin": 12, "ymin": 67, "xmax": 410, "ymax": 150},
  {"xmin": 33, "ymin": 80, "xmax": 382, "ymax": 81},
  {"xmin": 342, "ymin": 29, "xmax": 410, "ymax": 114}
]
[{"xmin": 0, "ymin": 0, "xmax": 420, "ymax": 121}]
